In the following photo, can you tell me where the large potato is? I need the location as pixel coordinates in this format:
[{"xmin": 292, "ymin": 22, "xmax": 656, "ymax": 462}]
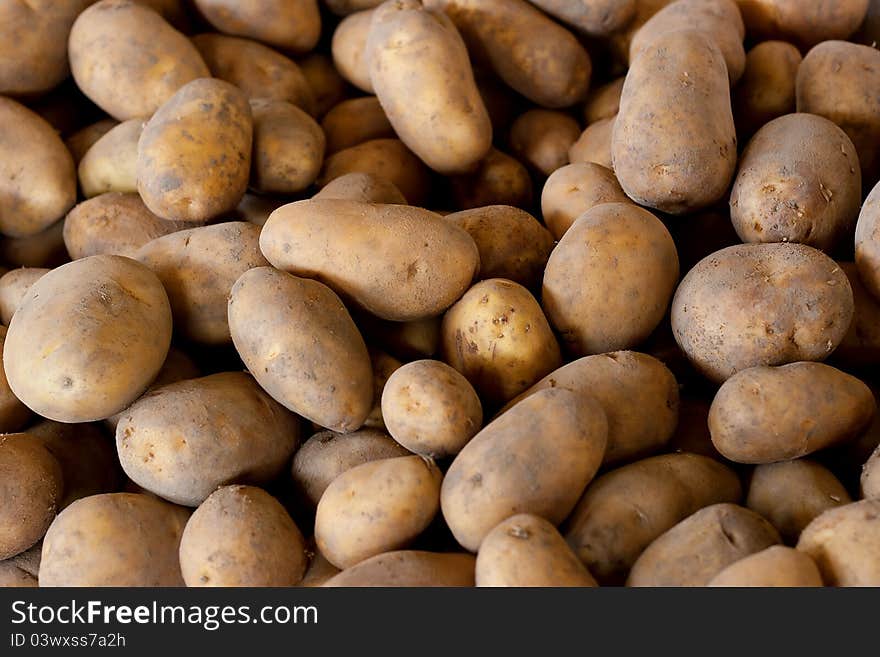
[
  {"xmin": 313, "ymin": 173, "xmax": 406, "ymax": 204},
  {"xmin": 709, "ymin": 363, "xmax": 875, "ymax": 463},
  {"xmin": 541, "ymin": 162, "xmax": 631, "ymax": 240},
  {"xmin": 0, "ymin": 268, "xmax": 49, "ymax": 325},
  {"xmin": 543, "ymin": 203, "xmax": 679, "ymax": 357},
  {"xmin": 0, "ymin": 327, "xmax": 31, "ymax": 432},
  {"xmin": 331, "ymin": 9, "xmax": 375, "ymax": 93},
  {"xmin": 441, "ymin": 388, "xmax": 608, "ymax": 551},
  {"xmin": 733, "ymin": 41, "xmax": 802, "ymax": 139},
  {"xmin": 323, "ymin": 551, "xmax": 475, "ymax": 587},
  {"xmin": 228, "ymin": 267, "xmax": 373, "ymax": 432},
  {"xmin": 77, "ymin": 119, "xmax": 144, "ymax": 198},
  {"xmin": 583, "ymin": 77, "xmax": 624, "ymax": 125},
  {"xmin": 137, "ymin": 78, "xmax": 253, "ymax": 223},
  {"xmin": 671, "ymin": 243, "xmax": 854, "ymax": 382},
  {"xmin": 737, "ymin": 0, "xmax": 869, "ymax": 47},
  {"xmin": 509, "ymin": 110, "xmax": 580, "ymax": 177},
  {"xmin": 449, "ymin": 148, "xmax": 533, "ymax": 210},
  {"xmin": 565, "ymin": 453, "xmax": 742, "ymax": 584},
  {"xmin": 321, "ymin": 97, "xmax": 394, "ymax": 155},
  {"xmin": 612, "ymin": 29, "xmax": 736, "ymax": 214},
  {"xmin": 527, "ymin": 0, "xmax": 635, "ymax": 36},
  {"xmin": 0, "ymin": 97, "xmax": 76, "ymax": 238},
  {"xmin": 260, "ymin": 199, "xmax": 479, "ymax": 321},
  {"xmin": 4, "ymin": 255, "xmax": 172, "ymax": 423},
  {"xmin": 40, "ymin": 493, "xmax": 189, "ymax": 587},
  {"xmin": 249, "ymin": 99, "xmax": 324, "ymax": 194},
  {"xmin": 69, "ymin": 0, "xmax": 209, "ymax": 120},
  {"xmin": 192, "ymin": 0, "xmax": 321, "ymax": 54},
  {"xmin": 707, "ymin": 546, "xmax": 823, "ymax": 587}
]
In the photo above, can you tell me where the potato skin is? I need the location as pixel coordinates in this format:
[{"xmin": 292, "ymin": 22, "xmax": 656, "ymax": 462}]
[
  {"xmin": 325, "ymin": 0, "xmax": 383, "ymax": 14},
  {"xmin": 855, "ymin": 180, "xmax": 880, "ymax": 302},
  {"xmin": 228, "ymin": 267, "xmax": 373, "ymax": 433},
  {"xmin": 528, "ymin": 0, "xmax": 636, "ymax": 36},
  {"xmin": 541, "ymin": 162, "xmax": 631, "ymax": 240},
  {"xmin": 69, "ymin": 0, "xmax": 209, "ymax": 121},
  {"xmin": 4, "ymin": 255, "xmax": 172, "ymax": 423},
  {"xmin": 862, "ymin": 443, "xmax": 880, "ymax": 498},
  {"xmin": 137, "ymin": 78, "xmax": 253, "ymax": 223},
  {"xmin": 710, "ymin": 363, "xmax": 875, "ymax": 464},
  {"xmin": 628, "ymin": 503, "xmax": 781, "ymax": 586},
  {"xmin": 565, "ymin": 453, "xmax": 742, "ymax": 584},
  {"xmin": 797, "ymin": 499, "xmax": 880, "ymax": 586},
  {"xmin": 316, "ymin": 455, "xmax": 442, "ymax": 568},
  {"xmin": 321, "ymin": 97, "xmax": 394, "ymax": 155},
  {"xmin": 367, "ymin": 1, "xmax": 492, "ymax": 175},
  {"xmin": 192, "ymin": 0, "xmax": 321, "ymax": 54},
  {"xmin": 509, "ymin": 110, "xmax": 580, "ymax": 177},
  {"xmin": 612, "ymin": 30, "xmax": 736, "ymax": 215},
  {"xmin": 78, "ymin": 119, "xmax": 144, "ymax": 198},
  {"xmin": 0, "ymin": 268, "xmax": 49, "ymax": 326},
  {"xmin": 299, "ymin": 546, "xmax": 341, "ymax": 587},
  {"xmin": 331, "ymin": 9, "xmax": 375, "ymax": 94},
  {"xmin": 0, "ymin": 221, "xmax": 68, "ymax": 269},
  {"xmin": 477, "ymin": 514, "xmax": 597, "ymax": 587},
  {"xmin": 441, "ymin": 388, "xmax": 608, "ymax": 552},
  {"xmin": 323, "ymin": 550, "xmax": 475, "ymax": 587},
  {"xmin": 543, "ymin": 203, "xmax": 679, "ymax": 357},
  {"xmin": 450, "ymin": 148, "xmax": 533, "ymax": 210},
  {"xmin": 0, "ymin": 328, "xmax": 31, "ymax": 432},
  {"xmin": 66, "ymin": 119, "xmax": 118, "ymax": 166},
  {"xmin": 298, "ymin": 53, "xmax": 347, "ymax": 119},
  {"xmin": 261, "ymin": 199, "xmax": 479, "ymax": 322},
  {"xmin": 836, "ymin": 262, "xmax": 880, "ymax": 367},
  {"xmin": 733, "ymin": 41, "xmax": 802, "ymax": 140},
  {"xmin": 671, "ymin": 243, "xmax": 854, "ymax": 382},
  {"xmin": 40, "ymin": 493, "xmax": 189, "ymax": 587},
  {"xmin": 180, "ymin": 485, "xmax": 308, "ymax": 587},
  {"xmin": 737, "ymin": 0, "xmax": 869, "ymax": 48},
  {"xmin": 313, "ymin": 173, "xmax": 407, "ymax": 204},
  {"xmin": 707, "ymin": 546, "xmax": 823, "ymax": 586},
  {"xmin": 441, "ymin": 279, "xmax": 562, "ymax": 407},
  {"xmin": 567, "ymin": 117, "xmax": 614, "ymax": 171},
  {"xmin": 583, "ymin": 77, "xmax": 624, "ymax": 125},
  {"xmin": 0, "ymin": 98, "xmax": 77, "ymax": 238},
  {"xmin": 729, "ymin": 114, "xmax": 861, "ymax": 251},
  {"xmin": 0, "ymin": 561, "xmax": 37, "ymax": 588}
]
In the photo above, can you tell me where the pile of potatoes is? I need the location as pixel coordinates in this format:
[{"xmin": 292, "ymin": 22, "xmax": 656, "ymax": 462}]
[{"xmin": 3, "ymin": 0, "xmax": 880, "ymax": 589}]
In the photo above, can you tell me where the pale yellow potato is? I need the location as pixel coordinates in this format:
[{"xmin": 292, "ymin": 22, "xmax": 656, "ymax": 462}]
[
  {"xmin": 192, "ymin": 0, "xmax": 321, "ymax": 54},
  {"xmin": 541, "ymin": 162, "xmax": 631, "ymax": 240},
  {"xmin": 313, "ymin": 173, "xmax": 406, "ymax": 204},
  {"xmin": 450, "ymin": 148, "xmax": 533, "ymax": 210},
  {"xmin": 323, "ymin": 551, "xmax": 475, "ymax": 587},
  {"xmin": 568, "ymin": 117, "xmax": 614, "ymax": 170},
  {"xmin": 707, "ymin": 546, "xmax": 823, "ymax": 586},
  {"xmin": 509, "ymin": 110, "xmax": 581, "ymax": 176},
  {"xmin": 321, "ymin": 97, "xmax": 394, "ymax": 155},
  {"xmin": 78, "ymin": 118, "xmax": 144, "ymax": 198},
  {"xmin": 0, "ymin": 268, "xmax": 49, "ymax": 325},
  {"xmin": 331, "ymin": 9, "xmax": 375, "ymax": 93}
]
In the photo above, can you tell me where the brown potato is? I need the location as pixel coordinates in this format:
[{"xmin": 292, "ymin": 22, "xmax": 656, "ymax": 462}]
[
  {"xmin": 364, "ymin": 347, "xmax": 403, "ymax": 430},
  {"xmin": 323, "ymin": 550, "xmax": 475, "ymax": 586},
  {"xmin": 0, "ymin": 220, "xmax": 68, "ymax": 269},
  {"xmin": 450, "ymin": 148, "xmax": 533, "ymax": 210},
  {"xmin": 0, "ymin": 560, "xmax": 37, "ymax": 588},
  {"xmin": 862, "ymin": 443, "xmax": 880, "ymax": 498},
  {"xmin": 359, "ymin": 314, "xmax": 442, "ymax": 360},
  {"xmin": 65, "ymin": 119, "xmax": 118, "ymax": 166},
  {"xmin": 0, "ymin": 268, "xmax": 49, "ymax": 325},
  {"xmin": 509, "ymin": 109, "xmax": 581, "ymax": 176},
  {"xmin": 583, "ymin": 77, "xmax": 624, "ymax": 125},
  {"xmin": 606, "ymin": 0, "xmax": 676, "ymax": 67},
  {"xmin": 528, "ymin": 0, "xmax": 636, "ymax": 36},
  {"xmin": 78, "ymin": 118, "xmax": 144, "ymax": 199},
  {"xmin": 321, "ymin": 97, "xmax": 394, "ymax": 155},
  {"xmin": 541, "ymin": 162, "xmax": 631, "ymax": 240},
  {"xmin": 667, "ymin": 395, "xmax": 722, "ymax": 459},
  {"xmin": 733, "ymin": 41, "xmax": 802, "ymax": 140},
  {"xmin": 568, "ymin": 117, "xmax": 614, "ymax": 170},
  {"xmin": 737, "ymin": 0, "xmax": 869, "ymax": 48},
  {"xmin": 313, "ymin": 172, "xmax": 407, "ymax": 204},
  {"xmin": 331, "ymin": 9, "xmax": 375, "ymax": 94},
  {"xmin": 325, "ymin": 0, "xmax": 383, "ymax": 14},
  {"xmin": 855, "ymin": 180, "xmax": 880, "ymax": 301},
  {"xmin": 191, "ymin": 0, "xmax": 321, "ymax": 54},
  {"xmin": 0, "ymin": 327, "xmax": 31, "ymax": 433},
  {"xmin": 707, "ymin": 545, "xmax": 823, "ymax": 586},
  {"xmin": 233, "ymin": 194, "xmax": 288, "ymax": 227},
  {"xmin": 836, "ymin": 263, "xmax": 880, "ymax": 367},
  {"xmin": 297, "ymin": 53, "xmax": 348, "ymax": 118}
]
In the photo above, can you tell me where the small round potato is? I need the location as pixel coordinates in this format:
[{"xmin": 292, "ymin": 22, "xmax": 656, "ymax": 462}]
[
  {"xmin": 331, "ymin": 9, "xmax": 375, "ymax": 93},
  {"xmin": 78, "ymin": 118, "xmax": 144, "ymax": 199},
  {"xmin": 0, "ymin": 268, "xmax": 49, "ymax": 325},
  {"xmin": 734, "ymin": 41, "xmax": 802, "ymax": 140},
  {"xmin": 192, "ymin": 0, "xmax": 321, "ymax": 53},
  {"xmin": 450, "ymin": 148, "xmax": 533, "ymax": 210},
  {"xmin": 313, "ymin": 173, "xmax": 407, "ymax": 204},
  {"xmin": 583, "ymin": 77, "xmax": 624, "ymax": 125},
  {"xmin": 707, "ymin": 546, "xmax": 823, "ymax": 587},
  {"xmin": 509, "ymin": 110, "xmax": 581, "ymax": 176},
  {"xmin": 323, "ymin": 550, "xmax": 475, "ymax": 587},
  {"xmin": 541, "ymin": 162, "xmax": 631, "ymax": 240},
  {"xmin": 568, "ymin": 117, "xmax": 614, "ymax": 170},
  {"xmin": 321, "ymin": 97, "xmax": 394, "ymax": 155}
]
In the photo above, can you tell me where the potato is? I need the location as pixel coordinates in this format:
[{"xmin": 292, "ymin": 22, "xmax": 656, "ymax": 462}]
[
  {"xmin": 40, "ymin": 493, "xmax": 189, "ymax": 586},
  {"xmin": 863, "ymin": 444, "xmax": 880, "ymax": 498},
  {"xmin": 323, "ymin": 550, "xmax": 475, "ymax": 586},
  {"xmin": 261, "ymin": 199, "xmax": 479, "ymax": 321},
  {"xmin": 4, "ymin": 255, "xmax": 172, "ymax": 423},
  {"xmin": 325, "ymin": 0, "xmax": 383, "ymax": 14},
  {"xmin": 836, "ymin": 263, "xmax": 880, "ymax": 367},
  {"xmin": 117, "ymin": 372, "xmax": 300, "ymax": 506},
  {"xmin": 321, "ymin": 97, "xmax": 394, "ymax": 155},
  {"xmin": 729, "ymin": 114, "xmax": 861, "ymax": 251},
  {"xmin": 291, "ymin": 428, "xmax": 410, "ymax": 509},
  {"xmin": 797, "ymin": 41, "xmax": 880, "ymax": 182},
  {"xmin": 477, "ymin": 514, "xmax": 597, "ymax": 587},
  {"xmin": 77, "ymin": 119, "xmax": 143, "ymax": 199},
  {"xmin": 565, "ymin": 453, "xmax": 741, "ymax": 584},
  {"xmin": 425, "ymin": 0, "xmax": 591, "ymax": 109},
  {"xmin": 667, "ymin": 395, "xmax": 722, "ymax": 459},
  {"xmin": 191, "ymin": 33, "xmax": 315, "ymax": 114},
  {"xmin": 568, "ymin": 117, "xmax": 614, "ymax": 170},
  {"xmin": 628, "ymin": 503, "xmax": 781, "ymax": 586},
  {"xmin": 331, "ymin": 9, "xmax": 375, "ymax": 94},
  {"xmin": 137, "ymin": 78, "xmax": 253, "ymax": 223},
  {"xmin": 359, "ymin": 315, "xmax": 442, "ymax": 360},
  {"xmin": 0, "ymin": 268, "xmax": 49, "ymax": 325},
  {"xmin": 0, "ymin": 327, "xmax": 31, "ymax": 432},
  {"xmin": 228, "ymin": 267, "xmax": 373, "ymax": 432},
  {"xmin": 0, "ymin": 560, "xmax": 37, "ymax": 588},
  {"xmin": 0, "ymin": 97, "xmax": 77, "ymax": 238},
  {"xmin": 449, "ymin": 148, "xmax": 533, "ymax": 210},
  {"xmin": 249, "ymin": 99, "xmax": 325, "ymax": 194},
  {"xmin": 297, "ymin": 53, "xmax": 347, "ymax": 118},
  {"xmin": 0, "ymin": 434, "xmax": 63, "ymax": 560},
  {"xmin": 441, "ymin": 387, "xmax": 607, "ymax": 551},
  {"xmin": 747, "ymin": 459, "xmax": 852, "ymax": 543},
  {"xmin": 63, "ymin": 193, "xmax": 192, "ymax": 260},
  {"xmin": 671, "ymin": 243, "xmax": 854, "ymax": 382},
  {"xmin": 69, "ymin": 0, "xmax": 209, "ymax": 120},
  {"xmin": 733, "ymin": 41, "xmax": 802, "ymax": 140},
  {"xmin": 368, "ymin": 1, "xmax": 492, "ymax": 175},
  {"xmin": 316, "ymin": 455, "xmax": 442, "ymax": 568},
  {"xmin": 737, "ymin": 0, "xmax": 869, "ymax": 47},
  {"xmin": 528, "ymin": 0, "xmax": 635, "ymax": 36},
  {"xmin": 180, "ymin": 485, "xmax": 307, "ymax": 586},
  {"xmin": 444, "ymin": 206, "xmax": 554, "ymax": 289},
  {"xmin": 612, "ymin": 30, "xmax": 736, "ymax": 215},
  {"xmin": 707, "ymin": 546, "xmax": 823, "ymax": 586},
  {"xmin": 364, "ymin": 347, "xmax": 403, "ymax": 430},
  {"xmin": 65, "ymin": 119, "xmax": 118, "ymax": 166},
  {"xmin": 710, "ymin": 363, "xmax": 875, "ymax": 463},
  {"xmin": 318, "ymin": 138, "xmax": 431, "ymax": 205},
  {"xmin": 0, "ymin": 220, "xmax": 68, "ymax": 269},
  {"xmin": 299, "ymin": 545, "xmax": 341, "ymax": 587},
  {"xmin": 509, "ymin": 110, "xmax": 581, "ymax": 176},
  {"xmin": 631, "ymin": 0, "xmax": 746, "ymax": 84},
  {"xmin": 583, "ymin": 77, "xmax": 624, "ymax": 125},
  {"xmin": 854, "ymin": 180, "xmax": 880, "ymax": 302},
  {"xmin": 797, "ymin": 499, "xmax": 880, "ymax": 586},
  {"xmin": 192, "ymin": 0, "xmax": 320, "ymax": 54},
  {"xmin": 382, "ymin": 360, "xmax": 481, "ymax": 458},
  {"xmin": 234, "ymin": 194, "xmax": 288, "ymax": 227},
  {"xmin": 313, "ymin": 172, "xmax": 407, "ymax": 204},
  {"xmin": 441, "ymin": 279, "xmax": 562, "ymax": 407},
  {"xmin": 541, "ymin": 163, "xmax": 630, "ymax": 240}
]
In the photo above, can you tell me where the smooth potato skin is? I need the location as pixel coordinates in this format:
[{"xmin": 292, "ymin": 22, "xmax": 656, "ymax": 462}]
[
  {"xmin": 331, "ymin": 9, "xmax": 375, "ymax": 93},
  {"xmin": 855, "ymin": 180, "xmax": 880, "ymax": 302},
  {"xmin": 323, "ymin": 550, "xmax": 475, "ymax": 587},
  {"xmin": 40, "ymin": 493, "xmax": 189, "ymax": 587},
  {"xmin": 193, "ymin": 0, "xmax": 321, "ymax": 54},
  {"xmin": 313, "ymin": 173, "xmax": 407, "ymax": 204},
  {"xmin": 228, "ymin": 267, "xmax": 373, "ymax": 433},
  {"xmin": 707, "ymin": 546, "xmax": 823, "ymax": 586},
  {"xmin": 528, "ymin": 0, "xmax": 635, "ymax": 36},
  {"xmin": 4, "ymin": 255, "xmax": 172, "ymax": 423},
  {"xmin": 584, "ymin": 77, "xmax": 624, "ymax": 125},
  {"xmin": 734, "ymin": 41, "xmax": 802, "ymax": 140},
  {"xmin": 0, "ymin": 268, "xmax": 49, "ymax": 326},
  {"xmin": 565, "ymin": 453, "xmax": 742, "ymax": 584},
  {"xmin": 737, "ymin": 0, "xmax": 869, "ymax": 47},
  {"xmin": 315, "ymin": 456, "xmax": 442, "ymax": 569},
  {"xmin": 671, "ymin": 243, "xmax": 854, "ymax": 382},
  {"xmin": 441, "ymin": 388, "xmax": 608, "ymax": 552},
  {"xmin": 450, "ymin": 148, "xmax": 533, "ymax": 210},
  {"xmin": 78, "ymin": 119, "xmax": 144, "ymax": 198},
  {"xmin": 541, "ymin": 163, "xmax": 631, "ymax": 240},
  {"xmin": 321, "ymin": 97, "xmax": 394, "ymax": 155},
  {"xmin": 249, "ymin": 99, "xmax": 324, "ymax": 194},
  {"xmin": 0, "ymin": 98, "xmax": 77, "ymax": 238},
  {"xmin": 477, "ymin": 514, "xmax": 597, "ymax": 587},
  {"xmin": 568, "ymin": 117, "xmax": 614, "ymax": 170},
  {"xmin": 509, "ymin": 110, "xmax": 580, "ymax": 177},
  {"xmin": 543, "ymin": 203, "xmax": 679, "ymax": 357},
  {"xmin": 261, "ymin": 199, "xmax": 479, "ymax": 322},
  {"xmin": 613, "ymin": 30, "xmax": 736, "ymax": 215},
  {"xmin": 69, "ymin": 0, "xmax": 209, "ymax": 120}
]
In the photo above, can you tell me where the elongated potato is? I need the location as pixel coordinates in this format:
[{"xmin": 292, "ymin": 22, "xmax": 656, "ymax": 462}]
[
  {"xmin": 541, "ymin": 163, "xmax": 631, "ymax": 240},
  {"xmin": 192, "ymin": 0, "xmax": 321, "ymax": 54},
  {"xmin": 228, "ymin": 267, "xmax": 373, "ymax": 433},
  {"xmin": 323, "ymin": 550, "xmax": 475, "ymax": 587},
  {"xmin": 509, "ymin": 110, "xmax": 581, "ymax": 177},
  {"xmin": 738, "ymin": 0, "xmax": 869, "ymax": 48},
  {"xmin": 260, "ymin": 199, "xmax": 479, "ymax": 321},
  {"xmin": 331, "ymin": 9, "xmax": 375, "ymax": 93},
  {"xmin": 321, "ymin": 97, "xmax": 394, "ymax": 155},
  {"xmin": 477, "ymin": 514, "xmax": 597, "ymax": 587},
  {"xmin": 733, "ymin": 41, "xmax": 802, "ymax": 139},
  {"xmin": 583, "ymin": 77, "xmax": 624, "ymax": 125},
  {"xmin": 316, "ymin": 455, "xmax": 442, "ymax": 568},
  {"xmin": 449, "ymin": 148, "xmax": 533, "ymax": 210},
  {"xmin": 568, "ymin": 117, "xmax": 614, "ymax": 170},
  {"xmin": 441, "ymin": 388, "xmax": 608, "ymax": 551},
  {"xmin": 0, "ymin": 268, "xmax": 49, "ymax": 325},
  {"xmin": 313, "ymin": 173, "xmax": 407, "ymax": 204},
  {"xmin": 613, "ymin": 29, "xmax": 737, "ymax": 214},
  {"xmin": 708, "ymin": 546, "xmax": 823, "ymax": 586},
  {"xmin": 0, "ymin": 328, "xmax": 31, "ymax": 433},
  {"xmin": 565, "ymin": 453, "xmax": 742, "ymax": 584},
  {"xmin": 78, "ymin": 119, "xmax": 144, "ymax": 199},
  {"xmin": 528, "ymin": 0, "xmax": 635, "ymax": 36},
  {"xmin": 69, "ymin": 0, "xmax": 209, "ymax": 120}
]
